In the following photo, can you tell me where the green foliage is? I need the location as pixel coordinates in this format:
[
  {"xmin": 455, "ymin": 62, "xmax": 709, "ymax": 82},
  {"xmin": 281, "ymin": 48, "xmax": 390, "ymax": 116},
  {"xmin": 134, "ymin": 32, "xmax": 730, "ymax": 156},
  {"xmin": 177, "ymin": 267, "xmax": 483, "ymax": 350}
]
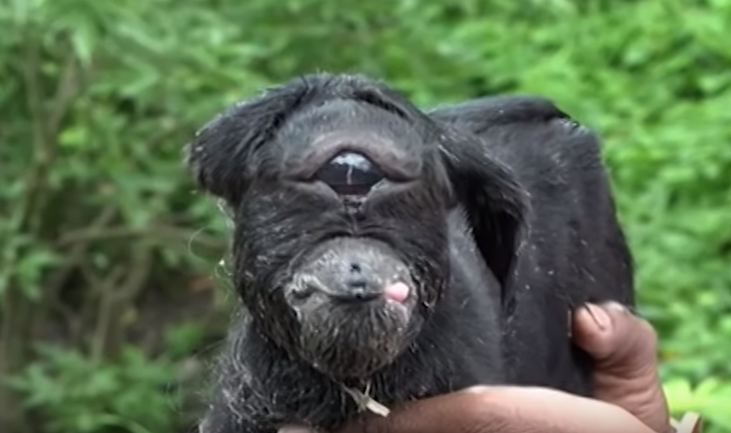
[
  {"xmin": 665, "ymin": 378, "xmax": 731, "ymax": 430},
  {"xmin": 7, "ymin": 345, "xmax": 180, "ymax": 433},
  {"xmin": 1, "ymin": 0, "xmax": 729, "ymax": 432}
]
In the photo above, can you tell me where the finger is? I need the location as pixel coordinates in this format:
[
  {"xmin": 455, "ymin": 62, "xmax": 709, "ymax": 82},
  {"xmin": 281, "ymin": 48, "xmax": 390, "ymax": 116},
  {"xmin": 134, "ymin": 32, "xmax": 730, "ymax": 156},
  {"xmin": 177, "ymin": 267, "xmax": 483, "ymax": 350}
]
[
  {"xmin": 572, "ymin": 302, "xmax": 671, "ymax": 433},
  {"xmin": 573, "ymin": 302, "xmax": 656, "ymax": 375},
  {"xmin": 338, "ymin": 386, "xmax": 658, "ymax": 433},
  {"xmin": 337, "ymin": 391, "xmax": 499, "ymax": 433}
]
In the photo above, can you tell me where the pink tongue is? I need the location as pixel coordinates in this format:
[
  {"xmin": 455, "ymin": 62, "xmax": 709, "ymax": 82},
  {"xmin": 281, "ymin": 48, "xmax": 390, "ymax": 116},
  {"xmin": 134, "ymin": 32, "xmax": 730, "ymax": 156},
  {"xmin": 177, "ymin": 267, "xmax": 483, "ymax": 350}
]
[{"xmin": 384, "ymin": 282, "xmax": 410, "ymax": 303}]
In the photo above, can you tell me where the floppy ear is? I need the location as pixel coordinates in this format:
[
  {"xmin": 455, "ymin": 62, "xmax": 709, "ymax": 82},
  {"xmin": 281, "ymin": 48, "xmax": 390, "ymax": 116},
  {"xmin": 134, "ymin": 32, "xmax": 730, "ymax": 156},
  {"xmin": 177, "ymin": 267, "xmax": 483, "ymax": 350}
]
[
  {"xmin": 432, "ymin": 95, "xmax": 586, "ymax": 312},
  {"xmin": 438, "ymin": 130, "xmax": 529, "ymax": 308},
  {"xmin": 184, "ymin": 81, "xmax": 312, "ymax": 204}
]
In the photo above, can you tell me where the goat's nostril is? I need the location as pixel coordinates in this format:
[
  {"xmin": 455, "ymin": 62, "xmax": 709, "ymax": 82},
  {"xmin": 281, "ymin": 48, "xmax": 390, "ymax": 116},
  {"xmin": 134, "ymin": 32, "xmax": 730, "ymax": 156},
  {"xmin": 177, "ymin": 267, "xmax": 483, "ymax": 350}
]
[
  {"xmin": 349, "ymin": 263, "xmax": 362, "ymax": 273},
  {"xmin": 314, "ymin": 151, "xmax": 384, "ymax": 195}
]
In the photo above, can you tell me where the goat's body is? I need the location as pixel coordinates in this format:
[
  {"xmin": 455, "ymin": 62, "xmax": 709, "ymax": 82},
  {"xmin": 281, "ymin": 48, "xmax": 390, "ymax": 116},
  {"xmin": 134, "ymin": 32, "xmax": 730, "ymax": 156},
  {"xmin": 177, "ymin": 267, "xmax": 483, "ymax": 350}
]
[{"xmin": 431, "ymin": 96, "xmax": 634, "ymax": 394}]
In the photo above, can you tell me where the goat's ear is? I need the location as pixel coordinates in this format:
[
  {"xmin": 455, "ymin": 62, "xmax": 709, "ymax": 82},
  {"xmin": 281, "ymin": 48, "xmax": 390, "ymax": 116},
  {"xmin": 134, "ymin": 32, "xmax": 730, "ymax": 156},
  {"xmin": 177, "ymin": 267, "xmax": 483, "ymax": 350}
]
[
  {"xmin": 184, "ymin": 83, "xmax": 310, "ymax": 204},
  {"xmin": 439, "ymin": 132, "xmax": 529, "ymax": 299}
]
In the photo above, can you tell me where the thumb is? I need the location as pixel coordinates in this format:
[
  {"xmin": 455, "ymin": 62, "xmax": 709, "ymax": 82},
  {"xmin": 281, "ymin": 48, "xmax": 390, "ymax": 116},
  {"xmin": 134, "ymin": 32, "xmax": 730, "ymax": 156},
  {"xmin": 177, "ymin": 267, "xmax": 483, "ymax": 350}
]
[{"xmin": 572, "ymin": 302, "xmax": 671, "ymax": 433}]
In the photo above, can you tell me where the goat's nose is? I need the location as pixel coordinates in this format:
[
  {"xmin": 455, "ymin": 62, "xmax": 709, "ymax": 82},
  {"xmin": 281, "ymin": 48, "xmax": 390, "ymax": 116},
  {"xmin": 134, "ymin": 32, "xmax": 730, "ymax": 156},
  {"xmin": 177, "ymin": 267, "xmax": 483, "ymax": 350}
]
[{"xmin": 326, "ymin": 261, "xmax": 381, "ymax": 303}]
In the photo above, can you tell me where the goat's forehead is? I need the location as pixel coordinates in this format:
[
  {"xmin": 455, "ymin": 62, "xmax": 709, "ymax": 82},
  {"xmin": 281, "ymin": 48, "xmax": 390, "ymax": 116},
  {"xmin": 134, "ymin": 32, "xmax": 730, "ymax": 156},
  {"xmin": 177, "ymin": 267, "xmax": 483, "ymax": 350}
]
[
  {"xmin": 277, "ymin": 99, "xmax": 426, "ymax": 151},
  {"xmin": 262, "ymin": 99, "xmax": 435, "ymax": 181}
]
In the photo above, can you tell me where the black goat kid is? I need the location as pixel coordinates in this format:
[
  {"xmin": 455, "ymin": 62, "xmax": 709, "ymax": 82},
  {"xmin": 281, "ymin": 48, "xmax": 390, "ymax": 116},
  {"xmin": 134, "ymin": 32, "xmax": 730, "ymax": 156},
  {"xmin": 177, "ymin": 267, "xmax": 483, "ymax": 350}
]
[{"xmin": 185, "ymin": 73, "xmax": 634, "ymax": 433}]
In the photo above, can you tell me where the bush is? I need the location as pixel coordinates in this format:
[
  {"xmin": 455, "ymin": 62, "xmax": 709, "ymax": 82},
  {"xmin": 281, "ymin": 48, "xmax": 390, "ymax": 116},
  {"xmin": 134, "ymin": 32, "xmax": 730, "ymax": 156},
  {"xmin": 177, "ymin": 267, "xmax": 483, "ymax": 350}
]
[{"xmin": 1, "ymin": 0, "xmax": 729, "ymax": 432}]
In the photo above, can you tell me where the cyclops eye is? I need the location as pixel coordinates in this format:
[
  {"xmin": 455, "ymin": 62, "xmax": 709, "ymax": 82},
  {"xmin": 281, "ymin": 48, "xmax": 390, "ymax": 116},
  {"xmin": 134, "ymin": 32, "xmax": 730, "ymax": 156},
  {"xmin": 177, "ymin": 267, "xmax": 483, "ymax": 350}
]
[{"xmin": 314, "ymin": 152, "xmax": 384, "ymax": 195}]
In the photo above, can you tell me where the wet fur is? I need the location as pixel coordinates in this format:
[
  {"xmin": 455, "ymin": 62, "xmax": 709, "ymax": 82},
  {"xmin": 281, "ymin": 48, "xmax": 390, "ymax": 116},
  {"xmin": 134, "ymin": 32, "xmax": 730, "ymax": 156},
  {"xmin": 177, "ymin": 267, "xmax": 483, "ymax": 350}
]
[{"xmin": 187, "ymin": 74, "xmax": 634, "ymax": 433}]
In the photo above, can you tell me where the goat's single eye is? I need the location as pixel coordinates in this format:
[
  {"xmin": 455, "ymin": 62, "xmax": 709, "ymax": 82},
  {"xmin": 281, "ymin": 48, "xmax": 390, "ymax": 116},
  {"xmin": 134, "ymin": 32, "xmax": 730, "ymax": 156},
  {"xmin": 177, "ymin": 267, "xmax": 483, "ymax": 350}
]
[{"xmin": 314, "ymin": 152, "xmax": 384, "ymax": 195}]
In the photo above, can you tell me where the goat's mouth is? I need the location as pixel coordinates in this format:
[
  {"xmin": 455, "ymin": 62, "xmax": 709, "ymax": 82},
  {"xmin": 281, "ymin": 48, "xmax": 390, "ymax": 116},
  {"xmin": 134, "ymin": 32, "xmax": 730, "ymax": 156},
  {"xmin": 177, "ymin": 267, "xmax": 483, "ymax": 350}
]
[
  {"xmin": 283, "ymin": 237, "xmax": 420, "ymax": 379},
  {"xmin": 286, "ymin": 273, "xmax": 413, "ymax": 307}
]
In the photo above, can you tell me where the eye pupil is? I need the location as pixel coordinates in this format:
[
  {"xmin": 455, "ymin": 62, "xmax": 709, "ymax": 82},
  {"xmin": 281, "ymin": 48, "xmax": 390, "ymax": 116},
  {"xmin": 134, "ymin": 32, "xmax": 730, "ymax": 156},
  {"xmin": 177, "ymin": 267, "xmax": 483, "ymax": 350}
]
[{"xmin": 315, "ymin": 152, "xmax": 384, "ymax": 195}]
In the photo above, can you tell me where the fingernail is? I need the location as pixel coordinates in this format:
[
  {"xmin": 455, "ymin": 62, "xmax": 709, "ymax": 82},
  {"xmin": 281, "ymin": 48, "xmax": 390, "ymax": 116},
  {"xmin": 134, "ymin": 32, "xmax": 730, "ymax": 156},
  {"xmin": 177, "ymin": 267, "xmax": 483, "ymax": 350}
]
[
  {"xmin": 602, "ymin": 302, "xmax": 646, "ymax": 321},
  {"xmin": 583, "ymin": 303, "xmax": 612, "ymax": 331},
  {"xmin": 602, "ymin": 301, "xmax": 630, "ymax": 315},
  {"xmin": 279, "ymin": 426, "xmax": 315, "ymax": 433}
]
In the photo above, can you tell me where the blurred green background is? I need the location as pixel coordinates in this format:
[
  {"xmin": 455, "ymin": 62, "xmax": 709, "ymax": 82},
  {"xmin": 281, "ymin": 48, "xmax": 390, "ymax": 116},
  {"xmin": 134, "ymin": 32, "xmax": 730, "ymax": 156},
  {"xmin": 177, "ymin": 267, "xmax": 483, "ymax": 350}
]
[{"xmin": 1, "ymin": 0, "xmax": 730, "ymax": 432}]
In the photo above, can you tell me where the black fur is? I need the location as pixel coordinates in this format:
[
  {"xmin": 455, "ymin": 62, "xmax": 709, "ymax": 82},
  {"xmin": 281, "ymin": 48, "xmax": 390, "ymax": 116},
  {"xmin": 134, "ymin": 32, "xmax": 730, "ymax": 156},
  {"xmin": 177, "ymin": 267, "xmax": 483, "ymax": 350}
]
[
  {"xmin": 186, "ymin": 74, "xmax": 634, "ymax": 433},
  {"xmin": 429, "ymin": 96, "xmax": 635, "ymax": 391}
]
